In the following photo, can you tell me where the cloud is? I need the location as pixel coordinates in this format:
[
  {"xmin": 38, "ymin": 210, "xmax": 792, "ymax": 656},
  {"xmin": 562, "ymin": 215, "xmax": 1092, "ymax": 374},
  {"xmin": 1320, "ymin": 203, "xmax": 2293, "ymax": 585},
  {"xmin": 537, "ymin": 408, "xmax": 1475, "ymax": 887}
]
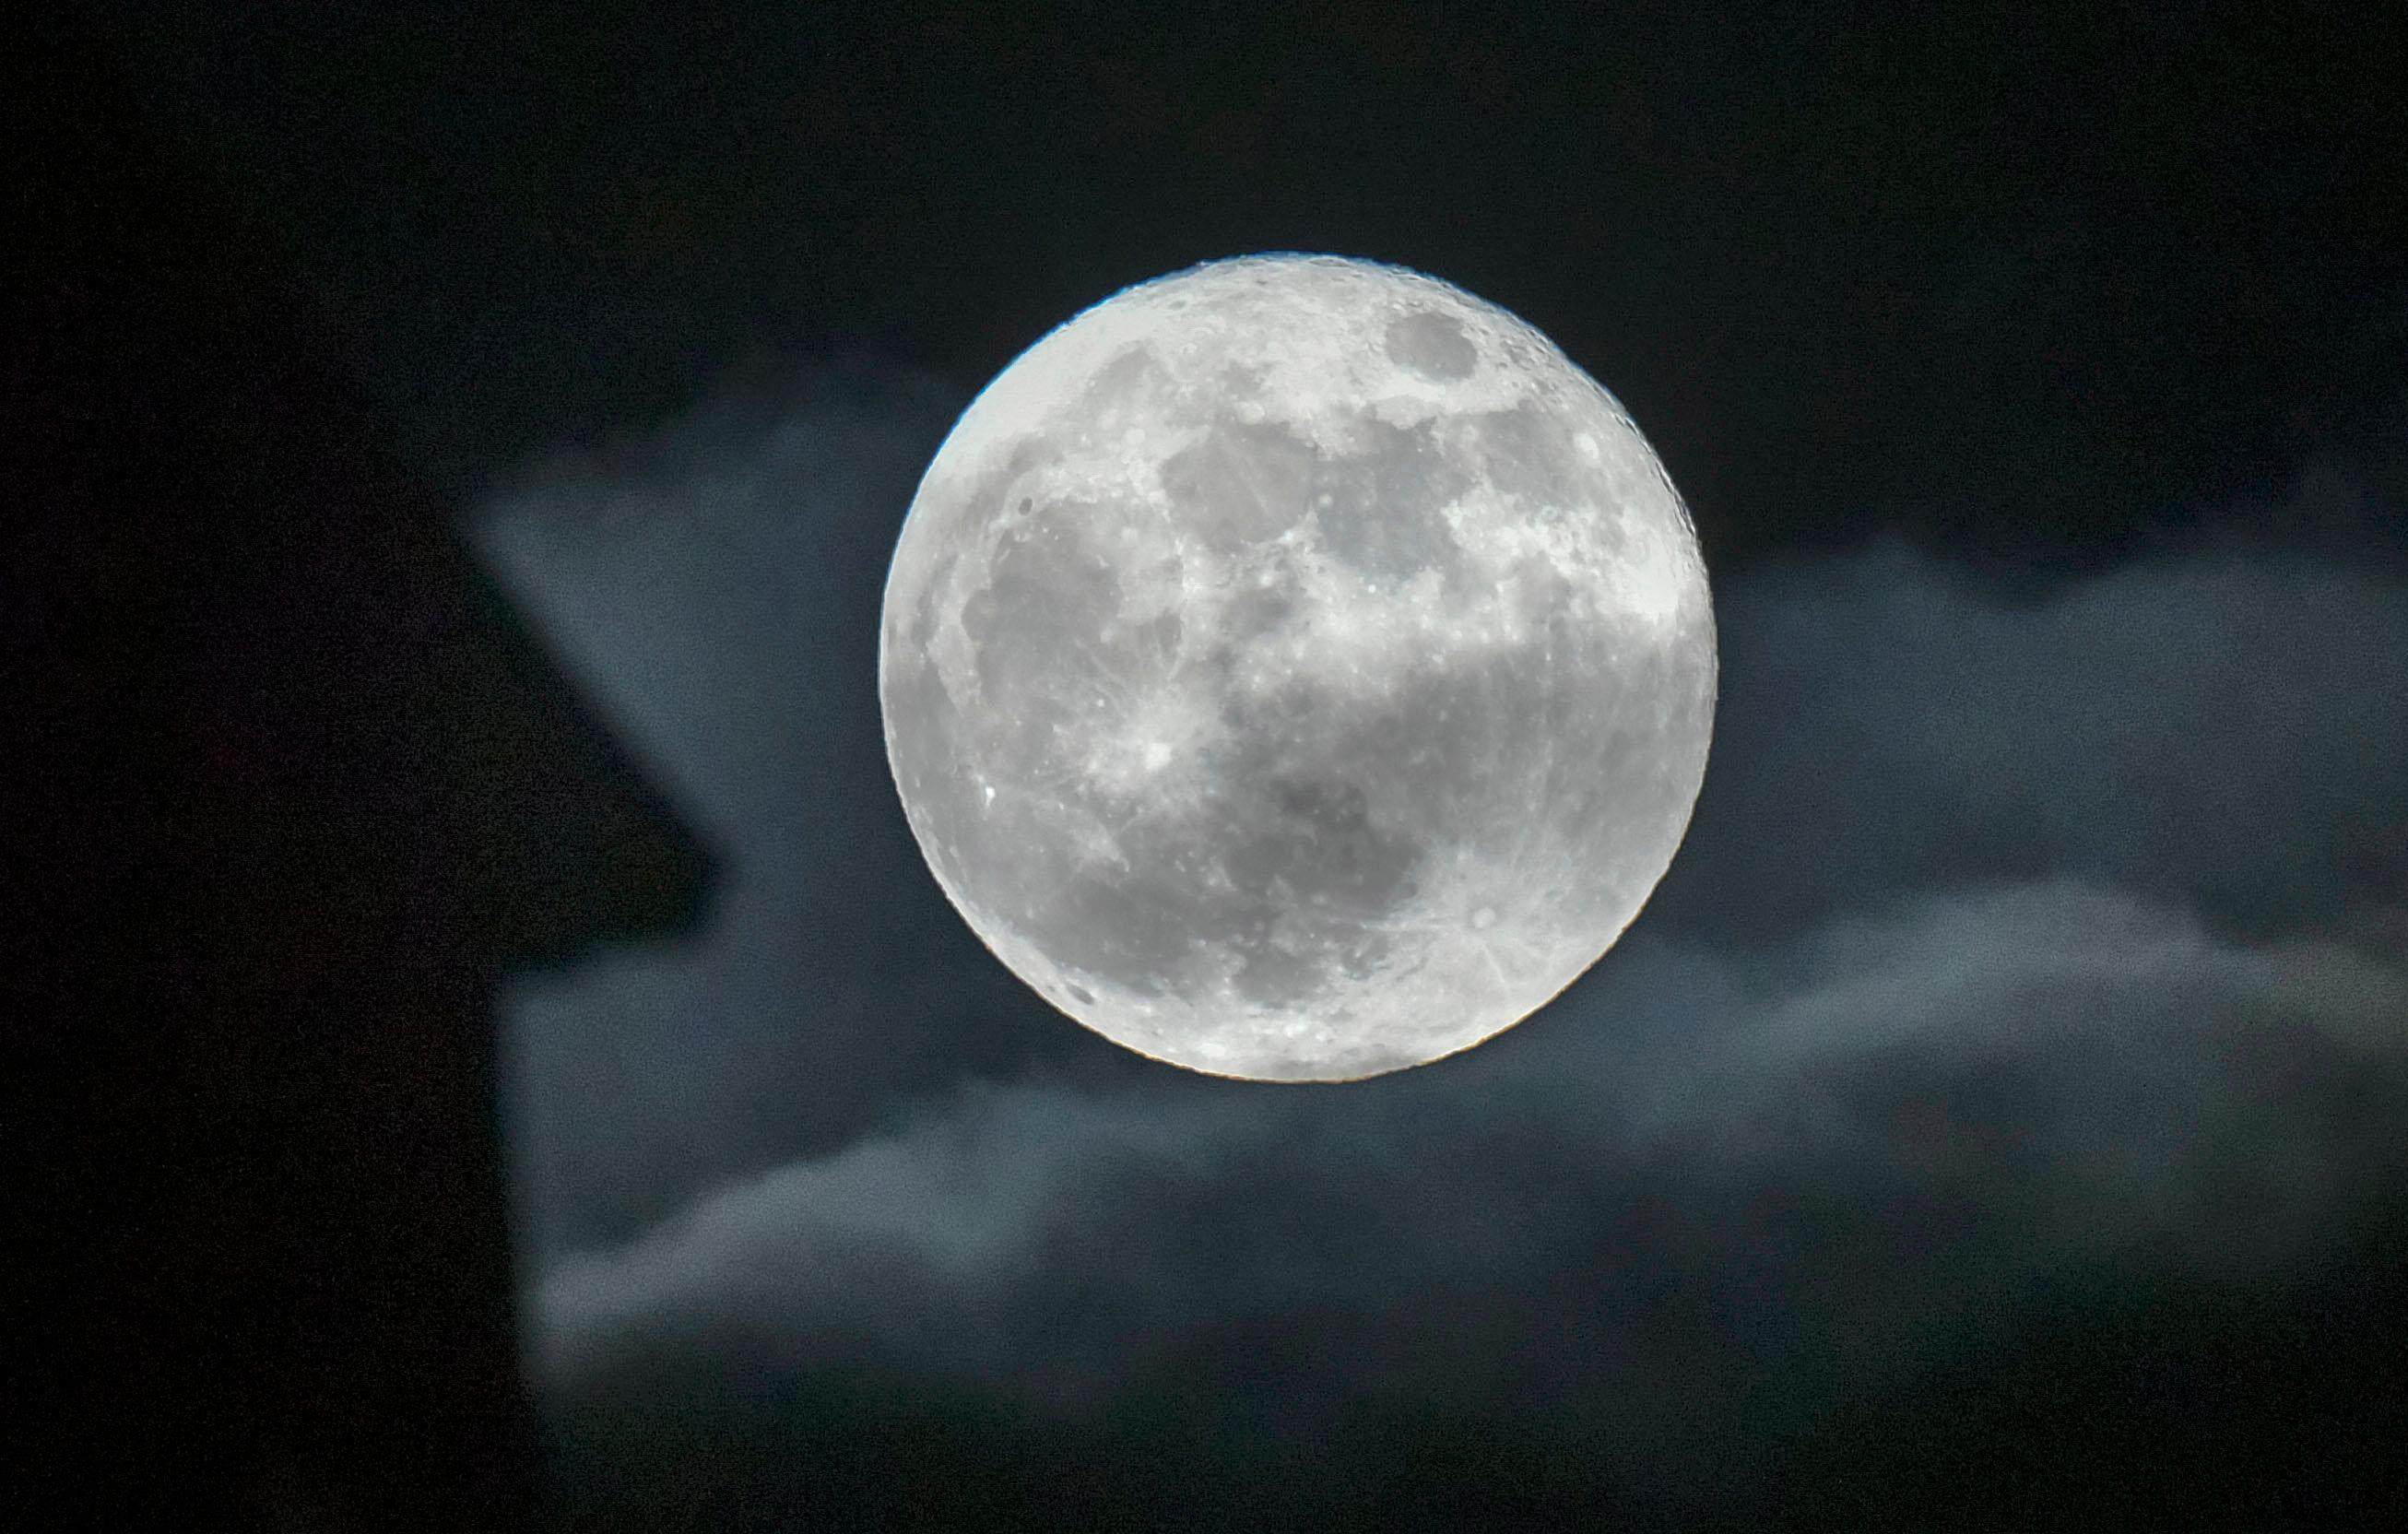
[
  {"xmin": 477, "ymin": 360, "xmax": 1041, "ymax": 1256},
  {"xmin": 476, "ymin": 364, "xmax": 2408, "ymax": 1516},
  {"xmin": 1647, "ymin": 539, "xmax": 2408, "ymax": 944},
  {"xmin": 536, "ymin": 881, "xmax": 2407, "ymax": 1406}
]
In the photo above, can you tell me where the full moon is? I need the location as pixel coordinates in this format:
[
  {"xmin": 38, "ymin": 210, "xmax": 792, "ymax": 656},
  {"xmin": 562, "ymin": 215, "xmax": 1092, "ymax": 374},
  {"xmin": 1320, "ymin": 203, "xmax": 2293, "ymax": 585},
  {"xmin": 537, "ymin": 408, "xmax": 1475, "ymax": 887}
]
[{"xmin": 880, "ymin": 254, "xmax": 1715, "ymax": 1080}]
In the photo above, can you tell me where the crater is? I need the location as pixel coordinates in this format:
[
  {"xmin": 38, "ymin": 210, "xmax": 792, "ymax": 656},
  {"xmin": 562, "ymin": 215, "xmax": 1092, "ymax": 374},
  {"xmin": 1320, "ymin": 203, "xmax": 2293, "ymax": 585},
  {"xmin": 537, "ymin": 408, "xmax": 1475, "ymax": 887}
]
[
  {"xmin": 1081, "ymin": 344, "xmax": 1169, "ymax": 422},
  {"xmin": 1470, "ymin": 400, "xmax": 1590, "ymax": 510},
  {"xmin": 1312, "ymin": 418, "xmax": 1470, "ymax": 582},
  {"xmin": 1384, "ymin": 310, "xmax": 1478, "ymax": 381},
  {"xmin": 961, "ymin": 503, "xmax": 1126, "ymax": 720},
  {"xmin": 1160, "ymin": 418, "xmax": 1320, "ymax": 552},
  {"xmin": 1225, "ymin": 773, "xmax": 1423, "ymax": 922}
]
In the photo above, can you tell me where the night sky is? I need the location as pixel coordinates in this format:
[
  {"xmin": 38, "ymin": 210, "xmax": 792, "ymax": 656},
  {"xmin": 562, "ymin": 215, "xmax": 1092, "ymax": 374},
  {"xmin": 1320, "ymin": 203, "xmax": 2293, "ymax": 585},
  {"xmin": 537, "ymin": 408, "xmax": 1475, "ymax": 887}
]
[{"xmin": 66, "ymin": 1, "xmax": 2408, "ymax": 1528}]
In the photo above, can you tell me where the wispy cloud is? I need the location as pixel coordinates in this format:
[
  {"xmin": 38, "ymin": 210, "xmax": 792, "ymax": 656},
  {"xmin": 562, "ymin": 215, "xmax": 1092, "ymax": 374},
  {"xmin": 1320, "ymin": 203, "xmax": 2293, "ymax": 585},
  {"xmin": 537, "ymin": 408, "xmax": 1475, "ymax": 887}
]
[
  {"xmin": 536, "ymin": 879, "xmax": 2407, "ymax": 1411},
  {"xmin": 477, "ymin": 365, "xmax": 2408, "ymax": 1479}
]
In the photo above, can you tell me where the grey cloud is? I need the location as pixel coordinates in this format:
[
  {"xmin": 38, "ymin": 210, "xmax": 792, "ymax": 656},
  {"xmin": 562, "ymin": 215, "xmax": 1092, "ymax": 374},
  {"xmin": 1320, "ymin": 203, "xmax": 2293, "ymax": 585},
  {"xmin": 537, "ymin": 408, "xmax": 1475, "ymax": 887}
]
[
  {"xmin": 477, "ymin": 363, "xmax": 1019, "ymax": 1256},
  {"xmin": 1652, "ymin": 538, "xmax": 2408, "ymax": 943},
  {"xmin": 537, "ymin": 880, "xmax": 2407, "ymax": 1434},
  {"xmin": 477, "ymin": 364, "xmax": 2408, "ymax": 1483}
]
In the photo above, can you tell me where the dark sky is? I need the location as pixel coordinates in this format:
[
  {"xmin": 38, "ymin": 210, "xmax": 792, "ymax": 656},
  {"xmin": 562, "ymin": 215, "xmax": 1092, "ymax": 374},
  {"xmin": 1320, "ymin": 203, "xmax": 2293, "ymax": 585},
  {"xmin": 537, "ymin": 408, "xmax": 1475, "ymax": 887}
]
[{"xmin": 97, "ymin": 1, "xmax": 2408, "ymax": 1528}]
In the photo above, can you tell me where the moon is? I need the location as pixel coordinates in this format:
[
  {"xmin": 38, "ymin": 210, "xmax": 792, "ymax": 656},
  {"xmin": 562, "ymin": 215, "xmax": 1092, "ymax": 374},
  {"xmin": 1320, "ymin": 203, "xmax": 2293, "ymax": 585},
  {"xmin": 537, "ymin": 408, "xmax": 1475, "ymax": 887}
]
[{"xmin": 880, "ymin": 254, "xmax": 1715, "ymax": 1081}]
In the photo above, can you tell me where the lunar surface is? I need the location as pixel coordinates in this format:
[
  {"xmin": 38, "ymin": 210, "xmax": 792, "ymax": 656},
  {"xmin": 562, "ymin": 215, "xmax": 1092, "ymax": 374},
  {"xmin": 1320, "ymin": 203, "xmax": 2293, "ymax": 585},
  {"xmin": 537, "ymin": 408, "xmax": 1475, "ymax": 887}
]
[{"xmin": 880, "ymin": 254, "xmax": 1716, "ymax": 1080}]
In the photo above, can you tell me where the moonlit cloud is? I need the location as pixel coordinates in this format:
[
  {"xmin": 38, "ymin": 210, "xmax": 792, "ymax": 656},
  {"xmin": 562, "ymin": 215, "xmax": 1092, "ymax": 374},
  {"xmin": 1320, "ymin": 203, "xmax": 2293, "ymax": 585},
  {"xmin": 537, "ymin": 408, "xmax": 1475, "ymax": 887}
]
[
  {"xmin": 476, "ymin": 362, "xmax": 2408, "ymax": 1516},
  {"xmin": 1655, "ymin": 539, "xmax": 2408, "ymax": 945},
  {"xmin": 536, "ymin": 880, "xmax": 2407, "ymax": 1404}
]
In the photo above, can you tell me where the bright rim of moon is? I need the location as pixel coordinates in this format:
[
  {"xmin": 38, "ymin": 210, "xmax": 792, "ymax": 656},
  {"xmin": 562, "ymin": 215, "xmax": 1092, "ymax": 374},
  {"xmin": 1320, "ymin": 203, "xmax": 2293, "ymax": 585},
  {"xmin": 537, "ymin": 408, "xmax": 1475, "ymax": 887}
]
[{"xmin": 880, "ymin": 254, "xmax": 1716, "ymax": 1081}]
